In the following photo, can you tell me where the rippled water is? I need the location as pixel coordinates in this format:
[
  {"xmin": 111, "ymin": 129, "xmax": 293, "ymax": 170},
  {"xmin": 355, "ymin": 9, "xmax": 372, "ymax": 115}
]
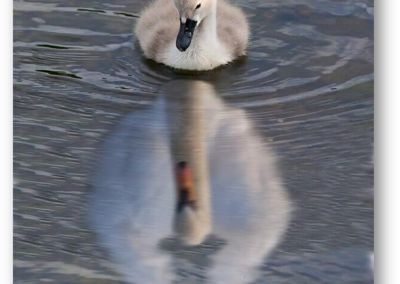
[{"xmin": 14, "ymin": 0, "xmax": 373, "ymax": 283}]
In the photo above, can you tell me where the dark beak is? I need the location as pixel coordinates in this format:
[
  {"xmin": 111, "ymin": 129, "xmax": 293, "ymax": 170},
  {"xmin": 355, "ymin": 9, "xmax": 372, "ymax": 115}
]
[
  {"xmin": 177, "ymin": 190, "xmax": 192, "ymax": 212},
  {"xmin": 175, "ymin": 161, "xmax": 197, "ymax": 212},
  {"xmin": 176, "ymin": 19, "xmax": 197, "ymax": 52}
]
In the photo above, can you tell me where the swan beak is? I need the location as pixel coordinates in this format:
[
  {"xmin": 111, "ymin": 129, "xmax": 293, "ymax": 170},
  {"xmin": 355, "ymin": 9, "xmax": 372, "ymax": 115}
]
[
  {"xmin": 176, "ymin": 19, "xmax": 197, "ymax": 52},
  {"xmin": 176, "ymin": 161, "xmax": 197, "ymax": 212}
]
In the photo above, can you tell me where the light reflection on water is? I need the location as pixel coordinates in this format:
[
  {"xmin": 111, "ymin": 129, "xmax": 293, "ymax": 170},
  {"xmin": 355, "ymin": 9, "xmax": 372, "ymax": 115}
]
[
  {"xmin": 14, "ymin": 0, "xmax": 373, "ymax": 283},
  {"xmin": 90, "ymin": 81, "xmax": 291, "ymax": 284}
]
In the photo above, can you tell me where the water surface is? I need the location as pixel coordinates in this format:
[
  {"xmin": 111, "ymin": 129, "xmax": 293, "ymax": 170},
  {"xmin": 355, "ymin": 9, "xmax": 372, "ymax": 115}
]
[{"xmin": 14, "ymin": 0, "xmax": 373, "ymax": 283}]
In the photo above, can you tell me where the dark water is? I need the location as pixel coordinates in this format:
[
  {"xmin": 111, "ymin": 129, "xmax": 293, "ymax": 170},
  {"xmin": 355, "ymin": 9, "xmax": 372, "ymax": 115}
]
[{"xmin": 14, "ymin": 0, "xmax": 373, "ymax": 283}]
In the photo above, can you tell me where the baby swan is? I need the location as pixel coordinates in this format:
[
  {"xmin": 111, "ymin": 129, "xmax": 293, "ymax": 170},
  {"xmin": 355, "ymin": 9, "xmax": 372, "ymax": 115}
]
[{"xmin": 135, "ymin": 0, "xmax": 249, "ymax": 70}]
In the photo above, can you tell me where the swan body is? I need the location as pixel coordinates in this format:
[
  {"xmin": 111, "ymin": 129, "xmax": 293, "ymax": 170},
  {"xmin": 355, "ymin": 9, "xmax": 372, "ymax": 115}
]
[
  {"xmin": 134, "ymin": 0, "xmax": 249, "ymax": 70},
  {"xmin": 90, "ymin": 81, "xmax": 291, "ymax": 283}
]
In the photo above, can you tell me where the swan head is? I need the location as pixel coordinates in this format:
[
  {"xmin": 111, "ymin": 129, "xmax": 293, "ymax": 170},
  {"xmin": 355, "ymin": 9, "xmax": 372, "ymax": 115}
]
[
  {"xmin": 174, "ymin": 161, "xmax": 211, "ymax": 245},
  {"xmin": 173, "ymin": 0, "xmax": 215, "ymax": 51}
]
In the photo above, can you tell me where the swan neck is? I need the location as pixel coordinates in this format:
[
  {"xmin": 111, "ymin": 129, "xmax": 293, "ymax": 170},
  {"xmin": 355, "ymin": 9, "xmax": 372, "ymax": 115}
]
[
  {"xmin": 167, "ymin": 91, "xmax": 212, "ymax": 244},
  {"xmin": 179, "ymin": 101, "xmax": 211, "ymax": 216},
  {"xmin": 197, "ymin": 3, "xmax": 218, "ymax": 43}
]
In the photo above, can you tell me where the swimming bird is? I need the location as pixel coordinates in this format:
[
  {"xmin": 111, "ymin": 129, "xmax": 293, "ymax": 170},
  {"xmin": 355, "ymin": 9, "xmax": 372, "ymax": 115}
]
[
  {"xmin": 134, "ymin": 0, "xmax": 249, "ymax": 70},
  {"xmin": 90, "ymin": 81, "xmax": 290, "ymax": 284}
]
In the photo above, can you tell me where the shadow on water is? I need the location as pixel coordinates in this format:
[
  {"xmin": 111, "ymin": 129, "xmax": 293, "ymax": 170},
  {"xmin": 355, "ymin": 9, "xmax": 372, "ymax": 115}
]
[{"xmin": 89, "ymin": 80, "xmax": 291, "ymax": 284}]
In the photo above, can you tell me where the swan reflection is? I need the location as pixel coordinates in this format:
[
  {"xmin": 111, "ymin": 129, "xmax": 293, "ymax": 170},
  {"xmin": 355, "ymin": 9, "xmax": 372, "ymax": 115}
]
[{"xmin": 90, "ymin": 80, "xmax": 291, "ymax": 284}]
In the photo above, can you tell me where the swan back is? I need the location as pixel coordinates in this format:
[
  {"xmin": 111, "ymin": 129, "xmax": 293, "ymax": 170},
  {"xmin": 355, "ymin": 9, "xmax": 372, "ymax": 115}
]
[
  {"xmin": 217, "ymin": 0, "xmax": 249, "ymax": 58},
  {"xmin": 134, "ymin": 0, "xmax": 179, "ymax": 60}
]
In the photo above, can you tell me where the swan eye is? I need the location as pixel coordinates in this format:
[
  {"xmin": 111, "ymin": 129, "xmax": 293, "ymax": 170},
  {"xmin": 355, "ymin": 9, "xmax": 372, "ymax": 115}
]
[{"xmin": 195, "ymin": 3, "xmax": 201, "ymax": 9}]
